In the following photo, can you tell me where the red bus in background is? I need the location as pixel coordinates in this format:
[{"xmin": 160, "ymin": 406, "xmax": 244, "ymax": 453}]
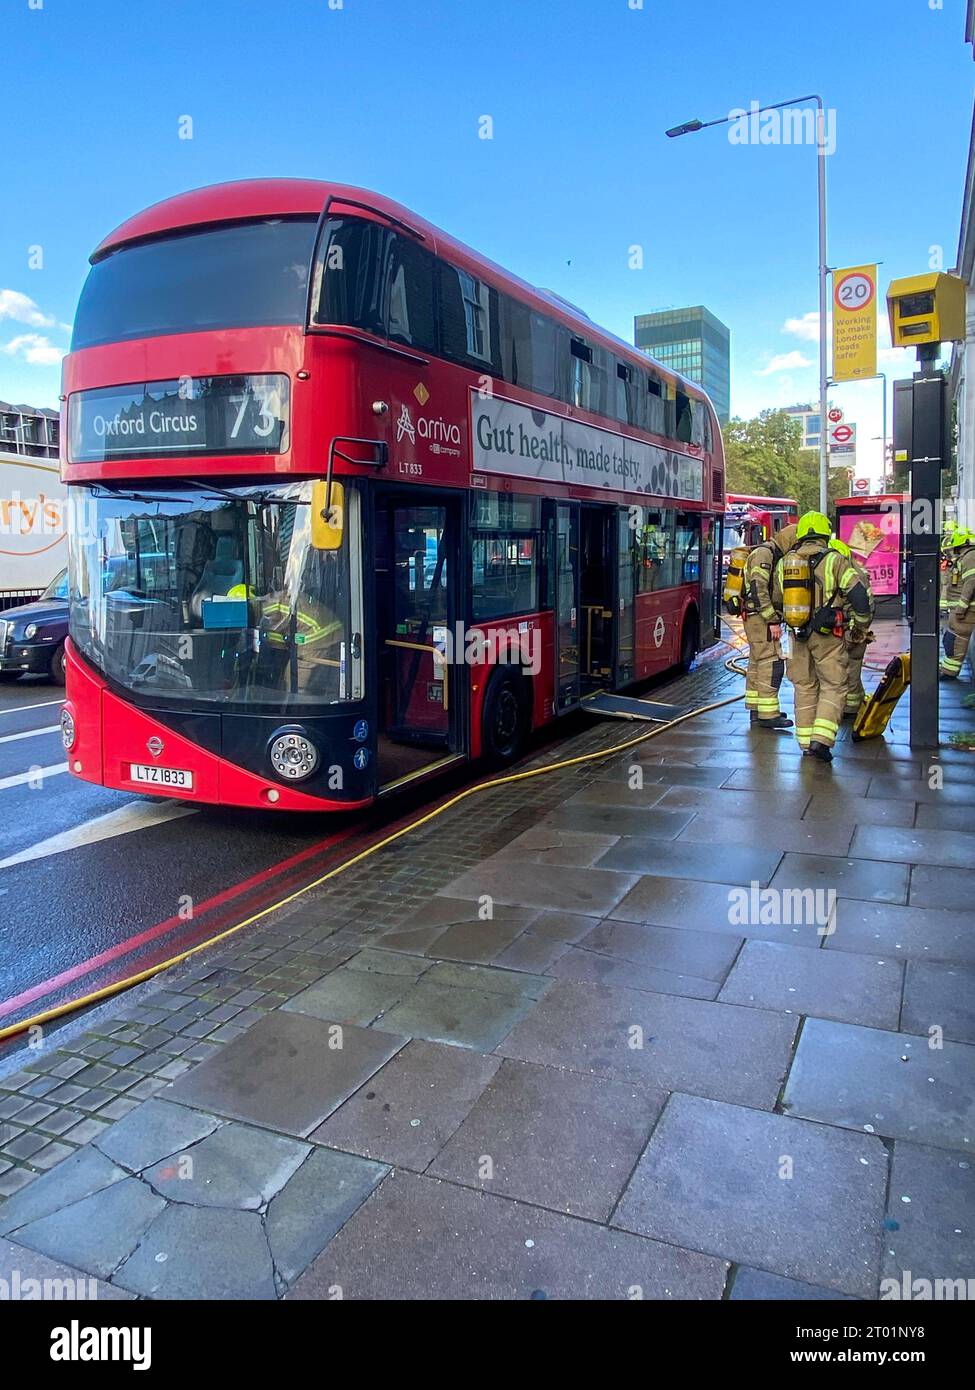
[
  {"xmin": 724, "ymin": 494, "xmax": 799, "ymax": 551},
  {"xmin": 60, "ymin": 179, "xmax": 724, "ymax": 812}
]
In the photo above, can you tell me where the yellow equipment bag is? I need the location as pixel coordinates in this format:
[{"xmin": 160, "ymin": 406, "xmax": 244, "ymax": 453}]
[
  {"xmin": 852, "ymin": 652, "xmax": 911, "ymax": 742},
  {"xmin": 722, "ymin": 545, "xmax": 750, "ymax": 616},
  {"xmin": 781, "ymin": 550, "xmax": 813, "ymax": 630}
]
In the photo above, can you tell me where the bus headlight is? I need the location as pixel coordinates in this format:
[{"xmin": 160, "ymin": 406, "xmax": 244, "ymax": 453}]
[
  {"xmin": 60, "ymin": 707, "xmax": 77, "ymax": 752},
  {"xmin": 268, "ymin": 728, "xmax": 319, "ymax": 781}
]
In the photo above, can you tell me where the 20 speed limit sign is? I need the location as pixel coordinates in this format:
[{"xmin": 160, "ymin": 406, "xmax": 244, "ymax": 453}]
[{"xmin": 834, "ymin": 270, "xmax": 875, "ymax": 313}]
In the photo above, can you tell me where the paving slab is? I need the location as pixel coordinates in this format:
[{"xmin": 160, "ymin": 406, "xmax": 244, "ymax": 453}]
[
  {"xmin": 143, "ymin": 1122, "xmax": 309, "ymax": 1209},
  {"xmin": 429, "ymin": 1060, "xmax": 665, "ymax": 1220},
  {"xmin": 113, "ymin": 1204, "xmax": 276, "ymax": 1299},
  {"xmin": 594, "ymin": 838, "xmax": 783, "ymax": 887},
  {"xmin": 265, "ymin": 1146, "xmax": 387, "ymax": 1286},
  {"xmin": 867, "ymin": 774, "xmax": 975, "ymax": 805},
  {"xmin": 576, "ymin": 918, "xmax": 741, "ymax": 981},
  {"xmin": 0, "ymin": 1235, "xmax": 135, "ymax": 1300},
  {"xmin": 730, "ymin": 1267, "xmax": 858, "ymax": 1300},
  {"xmin": 282, "ymin": 965, "xmax": 416, "ymax": 1026},
  {"xmin": 0, "ymin": 1144, "xmax": 127, "ymax": 1237},
  {"xmin": 417, "ymin": 918, "xmax": 529, "ymax": 964},
  {"xmin": 914, "ymin": 802, "xmax": 975, "ymax": 831},
  {"xmin": 720, "ymin": 765, "xmax": 874, "ymax": 796},
  {"xmin": 610, "ymin": 875, "xmax": 824, "ymax": 947},
  {"xmin": 901, "ymin": 962, "xmax": 975, "ymax": 1044},
  {"xmin": 485, "ymin": 824, "xmax": 621, "ymax": 867},
  {"xmin": 93, "ymin": 1097, "xmax": 222, "ymax": 1172},
  {"xmin": 375, "ymin": 963, "xmax": 550, "ymax": 1051},
  {"xmin": 881, "ymin": 1142, "xmax": 975, "ymax": 1289},
  {"xmin": 825, "ymin": 899, "xmax": 975, "ymax": 966},
  {"xmin": 310, "ymin": 1039, "xmax": 501, "ymax": 1169},
  {"xmin": 677, "ymin": 812, "xmax": 855, "ymax": 857},
  {"xmin": 612, "ymin": 1092, "xmax": 887, "ymax": 1298},
  {"xmin": 164, "ymin": 1011, "xmax": 406, "ymax": 1138},
  {"xmin": 496, "ymin": 979, "xmax": 796, "ymax": 1108},
  {"xmin": 545, "ymin": 945, "xmax": 721, "ymax": 999},
  {"xmin": 11, "ymin": 1177, "xmax": 165, "ymax": 1281},
  {"xmin": 718, "ymin": 940, "xmax": 903, "ymax": 1029},
  {"xmin": 909, "ymin": 865, "xmax": 975, "ymax": 912},
  {"xmin": 802, "ymin": 794, "xmax": 916, "ymax": 826},
  {"xmin": 560, "ymin": 780, "xmax": 670, "ymax": 809},
  {"xmin": 768, "ymin": 852, "xmax": 910, "ymax": 905},
  {"xmin": 851, "ymin": 824, "xmax": 975, "ymax": 871},
  {"xmin": 539, "ymin": 803, "xmax": 693, "ymax": 839},
  {"xmin": 289, "ymin": 1169, "xmax": 729, "ymax": 1300},
  {"xmin": 783, "ymin": 1018, "xmax": 975, "ymax": 1151},
  {"xmin": 656, "ymin": 785, "xmax": 812, "ymax": 817},
  {"xmin": 436, "ymin": 861, "xmax": 639, "ymax": 916}
]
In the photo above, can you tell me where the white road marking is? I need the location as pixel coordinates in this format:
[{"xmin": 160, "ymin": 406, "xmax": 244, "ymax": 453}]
[
  {"xmin": 0, "ymin": 724, "xmax": 59, "ymax": 746},
  {"xmin": 0, "ymin": 698, "xmax": 63, "ymax": 717},
  {"xmin": 0, "ymin": 762, "xmax": 69, "ymax": 792},
  {"xmin": 0, "ymin": 798, "xmax": 198, "ymax": 869}
]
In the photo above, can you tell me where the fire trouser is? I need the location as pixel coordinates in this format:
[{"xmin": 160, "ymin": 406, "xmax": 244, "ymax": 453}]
[
  {"xmin": 743, "ymin": 612, "xmax": 785, "ymax": 718},
  {"xmin": 844, "ymin": 637, "xmax": 869, "ymax": 712},
  {"xmin": 941, "ymin": 619, "xmax": 975, "ymax": 677},
  {"xmin": 787, "ymin": 631, "xmax": 849, "ymax": 749}
]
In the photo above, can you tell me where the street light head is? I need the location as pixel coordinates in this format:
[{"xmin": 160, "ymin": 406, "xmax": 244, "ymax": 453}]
[{"xmin": 665, "ymin": 119, "xmax": 703, "ymax": 138}]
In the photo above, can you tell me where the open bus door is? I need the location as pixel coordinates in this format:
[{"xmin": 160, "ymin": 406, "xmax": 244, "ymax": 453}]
[
  {"xmin": 373, "ymin": 490, "xmax": 465, "ymax": 791},
  {"xmin": 553, "ymin": 501, "xmax": 580, "ymax": 709}
]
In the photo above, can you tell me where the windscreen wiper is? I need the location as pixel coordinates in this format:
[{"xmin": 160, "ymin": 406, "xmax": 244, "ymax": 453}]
[{"xmin": 90, "ymin": 483, "xmax": 199, "ymax": 504}]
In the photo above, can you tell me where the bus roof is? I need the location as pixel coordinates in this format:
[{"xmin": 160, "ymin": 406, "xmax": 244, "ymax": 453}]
[{"xmin": 92, "ymin": 178, "xmax": 717, "ymax": 417}]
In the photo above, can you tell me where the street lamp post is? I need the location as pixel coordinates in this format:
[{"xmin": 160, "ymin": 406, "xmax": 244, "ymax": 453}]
[{"xmin": 667, "ymin": 96, "xmax": 830, "ymax": 512}]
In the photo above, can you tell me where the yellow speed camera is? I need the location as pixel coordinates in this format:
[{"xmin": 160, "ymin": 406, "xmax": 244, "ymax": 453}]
[{"xmin": 886, "ymin": 272, "xmax": 966, "ymax": 349}]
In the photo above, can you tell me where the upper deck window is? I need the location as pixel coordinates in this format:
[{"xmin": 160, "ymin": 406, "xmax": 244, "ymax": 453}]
[{"xmin": 72, "ymin": 217, "xmax": 318, "ymax": 350}]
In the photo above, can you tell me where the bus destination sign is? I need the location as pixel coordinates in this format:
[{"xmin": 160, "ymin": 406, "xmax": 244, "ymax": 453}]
[
  {"xmin": 68, "ymin": 374, "xmax": 290, "ymax": 463},
  {"xmin": 472, "ymin": 391, "xmax": 703, "ymax": 501}
]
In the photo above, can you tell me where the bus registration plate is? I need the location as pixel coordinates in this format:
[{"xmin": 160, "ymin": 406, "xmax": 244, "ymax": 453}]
[{"xmin": 129, "ymin": 763, "xmax": 194, "ymax": 791}]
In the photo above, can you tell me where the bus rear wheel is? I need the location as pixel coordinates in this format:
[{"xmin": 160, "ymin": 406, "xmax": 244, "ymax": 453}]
[
  {"xmin": 678, "ymin": 613, "xmax": 699, "ymax": 672},
  {"xmin": 482, "ymin": 671, "xmax": 530, "ymax": 766}
]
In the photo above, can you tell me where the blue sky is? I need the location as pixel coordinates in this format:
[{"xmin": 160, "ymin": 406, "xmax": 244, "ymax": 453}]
[{"xmin": 3, "ymin": 0, "xmax": 972, "ymax": 482}]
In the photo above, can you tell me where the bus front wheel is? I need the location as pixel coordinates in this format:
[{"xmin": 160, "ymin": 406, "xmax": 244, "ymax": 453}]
[{"xmin": 482, "ymin": 670, "xmax": 530, "ymax": 766}]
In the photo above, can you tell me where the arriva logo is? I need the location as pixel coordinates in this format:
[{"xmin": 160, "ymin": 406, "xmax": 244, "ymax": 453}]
[
  {"xmin": 396, "ymin": 404, "xmax": 416, "ymax": 444},
  {"xmin": 395, "ymin": 404, "xmax": 462, "ymax": 449}
]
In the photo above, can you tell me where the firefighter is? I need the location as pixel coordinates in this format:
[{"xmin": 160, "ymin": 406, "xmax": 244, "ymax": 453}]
[
  {"xmin": 939, "ymin": 527, "xmax": 975, "ymax": 680},
  {"xmin": 742, "ymin": 523, "xmax": 797, "ymax": 728},
  {"xmin": 775, "ymin": 511, "xmax": 873, "ymax": 763},
  {"xmin": 828, "ymin": 537, "xmax": 876, "ymax": 718}
]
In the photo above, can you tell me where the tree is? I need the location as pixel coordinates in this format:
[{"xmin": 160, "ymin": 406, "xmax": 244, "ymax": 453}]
[{"xmin": 722, "ymin": 409, "xmax": 847, "ymax": 518}]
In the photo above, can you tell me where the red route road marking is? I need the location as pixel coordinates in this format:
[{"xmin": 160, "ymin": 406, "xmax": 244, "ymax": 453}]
[{"xmin": 0, "ymin": 822, "xmax": 362, "ymax": 1021}]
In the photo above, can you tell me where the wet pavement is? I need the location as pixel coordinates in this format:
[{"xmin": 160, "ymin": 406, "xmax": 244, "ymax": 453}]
[{"xmin": 0, "ymin": 623, "xmax": 973, "ymax": 1299}]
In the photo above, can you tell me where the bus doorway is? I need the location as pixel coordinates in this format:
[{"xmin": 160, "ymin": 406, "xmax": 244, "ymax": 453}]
[
  {"xmin": 580, "ymin": 503, "xmax": 614, "ymax": 692},
  {"xmin": 373, "ymin": 493, "xmax": 464, "ymax": 791}
]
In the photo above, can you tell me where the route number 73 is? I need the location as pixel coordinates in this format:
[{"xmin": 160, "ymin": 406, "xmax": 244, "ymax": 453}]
[{"xmin": 229, "ymin": 392, "xmax": 276, "ymax": 438}]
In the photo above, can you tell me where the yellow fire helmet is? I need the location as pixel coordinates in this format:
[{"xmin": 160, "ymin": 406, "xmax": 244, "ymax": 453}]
[
  {"xmin": 949, "ymin": 527, "xmax": 972, "ymax": 548},
  {"xmin": 829, "ymin": 537, "xmax": 852, "ymax": 558},
  {"xmin": 796, "ymin": 510, "xmax": 832, "ymax": 540}
]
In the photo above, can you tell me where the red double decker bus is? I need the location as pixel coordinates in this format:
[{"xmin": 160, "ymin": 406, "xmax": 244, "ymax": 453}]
[{"xmin": 60, "ymin": 179, "xmax": 724, "ymax": 811}]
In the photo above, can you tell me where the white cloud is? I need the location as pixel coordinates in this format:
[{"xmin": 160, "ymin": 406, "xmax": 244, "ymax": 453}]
[
  {"xmin": 783, "ymin": 311, "xmax": 822, "ymax": 343},
  {"xmin": 2, "ymin": 333, "xmax": 66, "ymax": 367},
  {"xmin": 757, "ymin": 351, "xmax": 813, "ymax": 376},
  {"xmin": 0, "ymin": 289, "xmax": 55, "ymax": 330}
]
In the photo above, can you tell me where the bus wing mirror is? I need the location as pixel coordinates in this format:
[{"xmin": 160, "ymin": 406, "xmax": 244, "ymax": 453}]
[{"xmin": 311, "ymin": 481, "xmax": 344, "ymax": 550}]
